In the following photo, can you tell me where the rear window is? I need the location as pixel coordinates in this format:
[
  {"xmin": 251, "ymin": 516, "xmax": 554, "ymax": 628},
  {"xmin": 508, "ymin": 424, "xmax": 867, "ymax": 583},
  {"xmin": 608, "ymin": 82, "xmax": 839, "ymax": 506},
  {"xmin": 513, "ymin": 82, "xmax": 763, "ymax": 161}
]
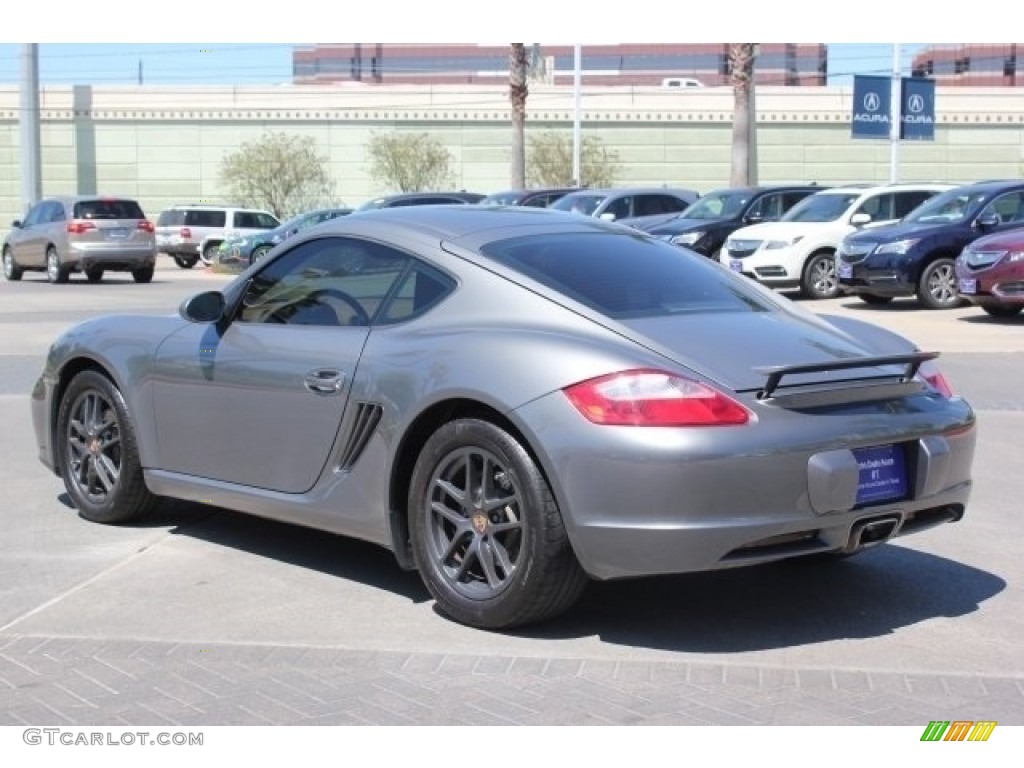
[
  {"xmin": 480, "ymin": 232, "xmax": 774, "ymax": 318},
  {"xmin": 184, "ymin": 210, "xmax": 227, "ymax": 227},
  {"xmin": 157, "ymin": 209, "xmax": 185, "ymax": 226},
  {"xmin": 73, "ymin": 199, "xmax": 146, "ymax": 220}
]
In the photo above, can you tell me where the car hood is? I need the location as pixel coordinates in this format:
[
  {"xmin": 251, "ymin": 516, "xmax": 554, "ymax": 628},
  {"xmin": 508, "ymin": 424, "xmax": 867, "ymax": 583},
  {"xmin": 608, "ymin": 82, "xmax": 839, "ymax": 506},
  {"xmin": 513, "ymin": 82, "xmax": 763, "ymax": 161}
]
[
  {"xmin": 845, "ymin": 220, "xmax": 956, "ymax": 244},
  {"xmin": 729, "ymin": 221, "xmax": 842, "ymax": 242},
  {"xmin": 618, "ymin": 309, "xmax": 912, "ymax": 392}
]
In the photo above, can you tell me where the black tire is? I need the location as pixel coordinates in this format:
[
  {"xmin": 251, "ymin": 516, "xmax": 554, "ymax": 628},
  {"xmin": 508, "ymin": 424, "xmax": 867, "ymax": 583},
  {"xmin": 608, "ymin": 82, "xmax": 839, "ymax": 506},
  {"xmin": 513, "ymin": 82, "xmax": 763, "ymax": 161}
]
[
  {"xmin": 85, "ymin": 268, "xmax": 104, "ymax": 284},
  {"xmin": 917, "ymin": 258, "xmax": 961, "ymax": 309},
  {"xmin": 2, "ymin": 247, "xmax": 23, "ymax": 281},
  {"xmin": 173, "ymin": 255, "xmax": 196, "ymax": 269},
  {"xmin": 857, "ymin": 293, "xmax": 893, "ymax": 306},
  {"xmin": 250, "ymin": 245, "xmax": 272, "ymax": 264},
  {"xmin": 132, "ymin": 265, "xmax": 154, "ymax": 284},
  {"xmin": 46, "ymin": 246, "xmax": 69, "ymax": 284},
  {"xmin": 981, "ymin": 304, "xmax": 1023, "ymax": 318},
  {"xmin": 408, "ymin": 418, "xmax": 588, "ymax": 629},
  {"xmin": 800, "ymin": 251, "xmax": 839, "ymax": 300},
  {"xmin": 56, "ymin": 370, "xmax": 159, "ymax": 524}
]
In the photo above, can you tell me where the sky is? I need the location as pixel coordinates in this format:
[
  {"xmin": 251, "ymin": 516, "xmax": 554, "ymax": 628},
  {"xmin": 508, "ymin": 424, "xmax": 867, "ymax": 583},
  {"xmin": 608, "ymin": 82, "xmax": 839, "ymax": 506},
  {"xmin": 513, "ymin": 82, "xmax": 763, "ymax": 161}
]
[
  {"xmin": 0, "ymin": 43, "xmax": 927, "ymax": 88},
  {"xmin": 0, "ymin": 0, "xmax": 1003, "ymax": 88}
]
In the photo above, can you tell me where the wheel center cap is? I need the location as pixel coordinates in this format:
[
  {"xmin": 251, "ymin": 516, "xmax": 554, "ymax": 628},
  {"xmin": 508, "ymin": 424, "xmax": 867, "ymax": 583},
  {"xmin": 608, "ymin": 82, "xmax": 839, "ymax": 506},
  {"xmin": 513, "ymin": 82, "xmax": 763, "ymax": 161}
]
[
  {"xmin": 471, "ymin": 511, "xmax": 488, "ymax": 534},
  {"xmin": 88, "ymin": 438, "xmax": 102, "ymax": 455}
]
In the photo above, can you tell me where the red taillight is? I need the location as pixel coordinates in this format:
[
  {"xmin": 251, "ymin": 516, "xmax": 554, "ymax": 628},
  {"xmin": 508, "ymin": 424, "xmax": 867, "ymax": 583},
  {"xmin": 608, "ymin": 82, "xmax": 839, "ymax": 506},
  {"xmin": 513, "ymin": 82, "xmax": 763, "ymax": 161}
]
[
  {"xmin": 917, "ymin": 360, "xmax": 954, "ymax": 398},
  {"xmin": 563, "ymin": 369, "xmax": 750, "ymax": 426},
  {"xmin": 137, "ymin": 220, "xmax": 154, "ymax": 233},
  {"xmin": 66, "ymin": 220, "xmax": 96, "ymax": 234},
  {"xmin": 180, "ymin": 227, "xmax": 192, "ymax": 240}
]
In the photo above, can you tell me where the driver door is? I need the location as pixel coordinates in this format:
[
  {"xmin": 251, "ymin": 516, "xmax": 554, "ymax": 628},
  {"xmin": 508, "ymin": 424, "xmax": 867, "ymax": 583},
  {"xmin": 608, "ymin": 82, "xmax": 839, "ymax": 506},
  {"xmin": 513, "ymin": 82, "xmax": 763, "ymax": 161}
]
[{"xmin": 150, "ymin": 236, "xmax": 411, "ymax": 493}]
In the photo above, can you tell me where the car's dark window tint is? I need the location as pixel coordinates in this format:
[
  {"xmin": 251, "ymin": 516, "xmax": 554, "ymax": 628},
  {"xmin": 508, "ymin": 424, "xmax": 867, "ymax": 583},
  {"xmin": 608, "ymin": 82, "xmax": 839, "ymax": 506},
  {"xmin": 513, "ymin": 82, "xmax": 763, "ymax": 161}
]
[
  {"xmin": 253, "ymin": 213, "xmax": 280, "ymax": 228},
  {"xmin": 73, "ymin": 199, "xmax": 145, "ymax": 220},
  {"xmin": 481, "ymin": 232, "xmax": 774, "ymax": 318},
  {"xmin": 378, "ymin": 264, "xmax": 455, "ymax": 324},
  {"xmin": 185, "ymin": 210, "xmax": 226, "ymax": 227},
  {"xmin": 237, "ymin": 237, "xmax": 411, "ymax": 327},
  {"xmin": 46, "ymin": 201, "xmax": 67, "ymax": 223},
  {"xmin": 893, "ymin": 191, "xmax": 936, "ymax": 218},
  {"xmin": 980, "ymin": 191, "xmax": 1024, "ymax": 223},
  {"xmin": 157, "ymin": 209, "xmax": 185, "ymax": 226}
]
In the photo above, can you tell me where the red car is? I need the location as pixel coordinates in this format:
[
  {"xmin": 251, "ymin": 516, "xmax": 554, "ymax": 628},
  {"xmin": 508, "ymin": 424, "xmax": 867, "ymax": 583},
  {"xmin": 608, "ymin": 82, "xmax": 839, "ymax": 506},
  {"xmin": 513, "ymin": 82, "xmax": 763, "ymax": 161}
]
[{"xmin": 955, "ymin": 229, "xmax": 1024, "ymax": 317}]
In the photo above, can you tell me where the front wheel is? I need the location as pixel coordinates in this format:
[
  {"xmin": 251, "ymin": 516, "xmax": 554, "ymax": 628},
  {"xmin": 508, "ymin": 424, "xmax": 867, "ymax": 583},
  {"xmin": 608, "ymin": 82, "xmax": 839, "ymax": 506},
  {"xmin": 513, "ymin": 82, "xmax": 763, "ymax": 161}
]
[
  {"xmin": 173, "ymin": 255, "xmax": 197, "ymax": 269},
  {"xmin": 250, "ymin": 245, "xmax": 272, "ymax": 264},
  {"xmin": 56, "ymin": 370, "xmax": 159, "ymax": 524},
  {"xmin": 408, "ymin": 418, "xmax": 588, "ymax": 629},
  {"xmin": 200, "ymin": 242, "xmax": 220, "ymax": 266},
  {"xmin": 800, "ymin": 251, "xmax": 839, "ymax": 300},
  {"xmin": 132, "ymin": 265, "xmax": 154, "ymax": 284},
  {"xmin": 917, "ymin": 258, "xmax": 961, "ymax": 309}
]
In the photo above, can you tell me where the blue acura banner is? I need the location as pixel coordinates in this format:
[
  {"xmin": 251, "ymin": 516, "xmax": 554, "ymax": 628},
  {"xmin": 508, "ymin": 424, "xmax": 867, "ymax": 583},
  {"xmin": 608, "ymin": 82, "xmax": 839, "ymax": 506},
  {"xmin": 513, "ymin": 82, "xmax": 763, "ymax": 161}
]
[
  {"xmin": 851, "ymin": 75, "xmax": 892, "ymax": 139},
  {"xmin": 900, "ymin": 77, "xmax": 936, "ymax": 140}
]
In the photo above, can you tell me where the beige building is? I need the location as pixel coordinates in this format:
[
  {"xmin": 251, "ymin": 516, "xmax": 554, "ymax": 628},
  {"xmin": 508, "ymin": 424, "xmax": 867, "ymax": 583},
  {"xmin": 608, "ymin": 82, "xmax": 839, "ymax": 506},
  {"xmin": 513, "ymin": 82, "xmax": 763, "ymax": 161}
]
[{"xmin": 1, "ymin": 83, "xmax": 1023, "ymax": 226}]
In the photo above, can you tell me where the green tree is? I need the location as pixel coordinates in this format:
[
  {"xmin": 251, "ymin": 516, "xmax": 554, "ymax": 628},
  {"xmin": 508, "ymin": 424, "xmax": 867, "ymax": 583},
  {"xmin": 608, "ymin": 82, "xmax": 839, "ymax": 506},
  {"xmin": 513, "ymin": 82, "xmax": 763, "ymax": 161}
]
[
  {"xmin": 509, "ymin": 43, "xmax": 528, "ymax": 188},
  {"xmin": 366, "ymin": 132, "xmax": 455, "ymax": 192},
  {"xmin": 527, "ymin": 131, "xmax": 619, "ymax": 187},
  {"xmin": 219, "ymin": 131, "xmax": 335, "ymax": 219}
]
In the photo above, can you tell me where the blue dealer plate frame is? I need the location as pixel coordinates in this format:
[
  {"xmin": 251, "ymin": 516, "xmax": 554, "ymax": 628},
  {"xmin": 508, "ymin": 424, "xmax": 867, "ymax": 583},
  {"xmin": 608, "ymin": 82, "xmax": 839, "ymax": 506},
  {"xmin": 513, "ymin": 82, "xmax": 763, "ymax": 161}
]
[{"xmin": 852, "ymin": 444, "xmax": 907, "ymax": 505}]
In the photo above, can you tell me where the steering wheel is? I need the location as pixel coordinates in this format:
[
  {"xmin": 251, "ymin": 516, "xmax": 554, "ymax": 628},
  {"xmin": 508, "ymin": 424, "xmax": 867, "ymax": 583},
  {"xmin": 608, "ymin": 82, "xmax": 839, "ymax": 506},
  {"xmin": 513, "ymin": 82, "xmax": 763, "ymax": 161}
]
[{"xmin": 311, "ymin": 288, "xmax": 370, "ymax": 327}]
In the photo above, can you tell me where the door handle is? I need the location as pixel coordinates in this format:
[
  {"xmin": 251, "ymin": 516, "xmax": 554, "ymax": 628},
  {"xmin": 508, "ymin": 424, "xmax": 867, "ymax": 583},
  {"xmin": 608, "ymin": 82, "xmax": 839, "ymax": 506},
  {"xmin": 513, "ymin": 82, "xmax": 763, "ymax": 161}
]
[{"xmin": 304, "ymin": 369, "xmax": 345, "ymax": 395}]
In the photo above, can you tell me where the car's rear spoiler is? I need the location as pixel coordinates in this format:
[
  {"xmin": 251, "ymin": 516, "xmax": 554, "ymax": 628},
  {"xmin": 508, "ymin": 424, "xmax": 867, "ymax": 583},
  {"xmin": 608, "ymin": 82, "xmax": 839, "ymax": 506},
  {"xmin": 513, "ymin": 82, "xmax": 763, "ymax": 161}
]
[{"xmin": 753, "ymin": 351, "xmax": 940, "ymax": 400}]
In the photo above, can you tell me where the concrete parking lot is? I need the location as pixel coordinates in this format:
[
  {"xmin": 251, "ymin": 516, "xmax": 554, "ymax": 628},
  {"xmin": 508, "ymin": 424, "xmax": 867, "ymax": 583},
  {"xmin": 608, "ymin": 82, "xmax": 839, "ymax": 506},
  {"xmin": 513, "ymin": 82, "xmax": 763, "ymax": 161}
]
[{"xmin": 1, "ymin": 260, "xmax": 1022, "ymax": 726}]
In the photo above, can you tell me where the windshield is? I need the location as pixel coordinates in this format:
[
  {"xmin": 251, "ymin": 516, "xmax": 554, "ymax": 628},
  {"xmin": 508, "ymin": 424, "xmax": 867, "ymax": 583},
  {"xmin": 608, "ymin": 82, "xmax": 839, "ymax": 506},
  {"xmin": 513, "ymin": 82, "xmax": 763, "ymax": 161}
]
[
  {"xmin": 550, "ymin": 194, "xmax": 605, "ymax": 215},
  {"xmin": 680, "ymin": 191, "xmax": 750, "ymax": 220},
  {"xmin": 480, "ymin": 231, "xmax": 775, "ymax": 319},
  {"xmin": 904, "ymin": 189, "xmax": 988, "ymax": 224},
  {"xmin": 781, "ymin": 193, "xmax": 860, "ymax": 223}
]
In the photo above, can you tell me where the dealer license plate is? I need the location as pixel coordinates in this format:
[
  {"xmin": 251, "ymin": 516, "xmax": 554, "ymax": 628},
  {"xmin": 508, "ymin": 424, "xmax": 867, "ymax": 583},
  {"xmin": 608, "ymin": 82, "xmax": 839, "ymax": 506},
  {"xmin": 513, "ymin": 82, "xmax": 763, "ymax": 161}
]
[{"xmin": 852, "ymin": 444, "xmax": 907, "ymax": 505}]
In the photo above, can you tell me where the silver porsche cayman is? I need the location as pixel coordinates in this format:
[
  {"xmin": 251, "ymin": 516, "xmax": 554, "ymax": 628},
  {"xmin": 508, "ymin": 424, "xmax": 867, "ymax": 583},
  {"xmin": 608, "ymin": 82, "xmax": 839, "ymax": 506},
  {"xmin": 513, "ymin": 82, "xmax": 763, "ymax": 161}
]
[{"xmin": 30, "ymin": 206, "xmax": 976, "ymax": 629}]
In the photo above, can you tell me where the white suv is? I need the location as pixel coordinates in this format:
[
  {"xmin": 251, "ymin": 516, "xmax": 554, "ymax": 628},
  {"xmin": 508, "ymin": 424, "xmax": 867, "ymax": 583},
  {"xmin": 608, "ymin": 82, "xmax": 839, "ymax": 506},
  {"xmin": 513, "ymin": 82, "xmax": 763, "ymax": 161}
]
[
  {"xmin": 155, "ymin": 204, "xmax": 280, "ymax": 268},
  {"xmin": 719, "ymin": 183, "xmax": 953, "ymax": 299}
]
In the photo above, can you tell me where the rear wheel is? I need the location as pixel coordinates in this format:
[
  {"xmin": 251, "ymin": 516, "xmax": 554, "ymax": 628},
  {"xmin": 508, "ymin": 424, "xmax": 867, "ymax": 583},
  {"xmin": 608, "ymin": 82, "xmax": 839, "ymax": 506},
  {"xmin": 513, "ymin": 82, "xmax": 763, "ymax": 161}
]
[
  {"xmin": 56, "ymin": 370, "xmax": 159, "ymax": 524},
  {"xmin": 408, "ymin": 418, "xmax": 588, "ymax": 629},
  {"xmin": 2, "ymin": 247, "xmax": 23, "ymax": 281},
  {"xmin": 981, "ymin": 304, "xmax": 1023, "ymax": 318},
  {"xmin": 46, "ymin": 246, "xmax": 69, "ymax": 284},
  {"xmin": 857, "ymin": 293, "xmax": 893, "ymax": 306},
  {"xmin": 800, "ymin": 251, "xmax": 839, "ymax": 300},
  {"xmin": 200, "ymin": 242, "xmax": 220, "ymax": 266},
  {"xmin": 85, "ymin": 268, "xmax": 104, "ymax": 284},
  {"xmin": 917, "ymin": 258, "xmax": 960, "ymax": 309},
  {"xmin": 132, "ymin": 265, "xmax": 154, "ymax": 284}
]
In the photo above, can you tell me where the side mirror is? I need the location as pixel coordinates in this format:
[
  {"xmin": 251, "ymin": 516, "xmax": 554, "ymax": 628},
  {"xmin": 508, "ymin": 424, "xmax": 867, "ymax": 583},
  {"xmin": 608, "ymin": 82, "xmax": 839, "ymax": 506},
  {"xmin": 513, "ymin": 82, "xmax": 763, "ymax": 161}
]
[
  {"xmin": 12, "ymin": 220, "xmax": 22, "ymax": 228},
  {"xmin": 598, "ymin": 212, "xmax": 617, "ymax": 221},
  {"xmin": 976, "ymin": 213, "xmax": 1001, "ymax": 229},
  {"xmin": 179, "ymin": 291, "xmax": 226, "ymax": 323},
  {"xmin": 744, "ymin": 211, "xmax": 764, "ymax": 224},
  {"xmin": 850, "ymin": 212, "xmax": 872, "ymax": 226}
]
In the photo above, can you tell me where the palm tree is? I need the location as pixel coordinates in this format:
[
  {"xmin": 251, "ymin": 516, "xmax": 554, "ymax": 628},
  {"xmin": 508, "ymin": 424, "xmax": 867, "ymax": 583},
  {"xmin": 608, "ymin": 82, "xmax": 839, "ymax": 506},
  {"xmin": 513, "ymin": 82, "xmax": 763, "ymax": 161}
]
[
  {"xmin": 729, "ymin": 44, "xmax": 757, "ymax": 186},
  {"xmin": 509, "ymin": 44, "xmax": 528, "ymax": 189}
]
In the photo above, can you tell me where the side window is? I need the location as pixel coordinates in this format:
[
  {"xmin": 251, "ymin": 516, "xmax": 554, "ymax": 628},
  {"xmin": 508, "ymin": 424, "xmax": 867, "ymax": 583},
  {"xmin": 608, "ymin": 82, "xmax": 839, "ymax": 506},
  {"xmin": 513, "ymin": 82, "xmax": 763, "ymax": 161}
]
[
  {"xmin": 255, "ymin": 213, "xmax": 280, "ymax": 228},
  {"xmin": 980, "ymin": 191, "xmax": 1024, "ymax": 224},
  {"xmin": 234, "ymin": 212, "xmax": 257, "ymax": 229},
  {"xmin": 237, "ymin": 237, "xmax": 411, "ymax": 327},
  {"xmin": 186, "ymin": 210, "xmax": 226, "ymax": 228},
  {"xmin": 21, "ymin": 202, "xmax": 46, "ymax": 227},
  {"xmin": 893, "ymin": 191, "xmax": 936, "ymax": 219},
  {"xmin": 855, "ymin": 194, "xmax": 891, "ymax": 220},
  {"xmin": 47, "ymin": 202, "xmax": 68, "ymax": 223},
  {"xmin": 379, "ymin": 264, "xmax": 455, "ymax": 324},
  {"xmin": 604, "ymin": 196, "xmax": 632, "ymax": 219},
  {"xmin": 782, "ymin": 191, "xmax": 814, "ymax": 212},
  {"xmin": 749, "ymin": 194, "xmax": 785, "ymax": 221}
]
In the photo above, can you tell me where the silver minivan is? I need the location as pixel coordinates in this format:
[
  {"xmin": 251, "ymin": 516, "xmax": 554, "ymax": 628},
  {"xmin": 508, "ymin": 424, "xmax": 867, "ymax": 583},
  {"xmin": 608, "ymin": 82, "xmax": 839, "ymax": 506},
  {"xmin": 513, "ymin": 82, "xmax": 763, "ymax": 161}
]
[{"xmin": 2, "ymin": 196, "xmax": 157, "ymax": 284}]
